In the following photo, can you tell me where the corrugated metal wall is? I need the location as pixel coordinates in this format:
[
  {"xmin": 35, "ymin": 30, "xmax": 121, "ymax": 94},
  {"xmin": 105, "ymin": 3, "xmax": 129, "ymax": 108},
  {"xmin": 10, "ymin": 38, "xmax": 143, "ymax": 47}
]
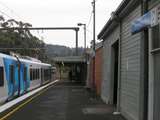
[
  {"xmin": 120, "ymin": 5, "xmax": 142, "ymax": 120},
  {"xmin": 101, "ymin": 26, "xmax": 120, "ymax": 103},
  {"xmin": 149, "ymin": 0, "xmax": 160, "ymax": 9}
]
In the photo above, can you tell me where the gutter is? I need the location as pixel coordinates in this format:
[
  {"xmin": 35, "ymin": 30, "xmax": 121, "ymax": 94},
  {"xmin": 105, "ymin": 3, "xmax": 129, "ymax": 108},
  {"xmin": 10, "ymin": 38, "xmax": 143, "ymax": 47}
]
[
  {"xmin": 98, "ymin": 0, "xmax": 139, "ymax": 40},
  {"xmin": 97, "ymin": 0, "xmax": 129, "ymax": 39}
]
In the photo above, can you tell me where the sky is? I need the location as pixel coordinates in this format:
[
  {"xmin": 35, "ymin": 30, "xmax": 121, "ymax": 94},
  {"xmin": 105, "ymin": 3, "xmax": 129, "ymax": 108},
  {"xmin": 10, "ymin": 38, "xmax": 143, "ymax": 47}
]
[{"xmin": 0, "ymin": 0, "xmax": 122, "ymax": 47}]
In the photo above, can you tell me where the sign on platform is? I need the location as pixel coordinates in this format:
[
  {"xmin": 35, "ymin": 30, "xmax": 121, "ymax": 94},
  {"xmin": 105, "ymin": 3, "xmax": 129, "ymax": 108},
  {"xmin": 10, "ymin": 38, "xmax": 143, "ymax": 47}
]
[
  {"xmin": 131, "ymin": 12, "xmax": 151, "ymax": 33},
  {"xmin": 131, "ymin": 5, "xmax": 160, "ymax": 34}
]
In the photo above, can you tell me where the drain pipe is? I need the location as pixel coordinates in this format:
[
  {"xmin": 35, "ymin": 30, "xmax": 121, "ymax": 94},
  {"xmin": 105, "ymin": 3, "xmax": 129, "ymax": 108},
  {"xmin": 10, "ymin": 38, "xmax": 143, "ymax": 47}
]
[
  {"xmin": 117, "ymin": 19, "xmax": 122, "ymax": 114},
  {"xmin": 142, "ymin": 0, "xmax": 149, "ymax": 120}
]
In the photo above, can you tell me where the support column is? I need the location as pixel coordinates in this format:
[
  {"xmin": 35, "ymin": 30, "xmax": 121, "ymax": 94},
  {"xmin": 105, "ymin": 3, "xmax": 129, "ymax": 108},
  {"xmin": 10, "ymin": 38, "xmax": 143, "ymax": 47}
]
[{"xmin": 75, "ymin": 29, "xmax": 79, "ymax": 56}]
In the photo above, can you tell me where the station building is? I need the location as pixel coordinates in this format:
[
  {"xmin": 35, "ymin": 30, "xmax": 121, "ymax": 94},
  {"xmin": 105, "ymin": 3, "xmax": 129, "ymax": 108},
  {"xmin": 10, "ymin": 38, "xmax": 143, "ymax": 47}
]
[{"xmin": 98, "ymin": 0, "xmax": 160, "ymax": 120}]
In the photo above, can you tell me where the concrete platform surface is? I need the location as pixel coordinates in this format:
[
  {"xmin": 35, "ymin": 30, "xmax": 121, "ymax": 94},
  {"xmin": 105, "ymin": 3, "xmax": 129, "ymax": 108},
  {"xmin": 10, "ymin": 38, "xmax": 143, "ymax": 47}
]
[{"xmin": 1, "ymin": 82, "xmax": 126, "ymax": 120}]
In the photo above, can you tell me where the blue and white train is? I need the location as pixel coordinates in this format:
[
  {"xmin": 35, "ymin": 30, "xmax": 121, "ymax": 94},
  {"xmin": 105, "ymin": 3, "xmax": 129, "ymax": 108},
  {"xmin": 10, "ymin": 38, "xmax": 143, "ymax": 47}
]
[{"xmin": 0, "ymin": 53, "xmax": 53, "ymax": 104}]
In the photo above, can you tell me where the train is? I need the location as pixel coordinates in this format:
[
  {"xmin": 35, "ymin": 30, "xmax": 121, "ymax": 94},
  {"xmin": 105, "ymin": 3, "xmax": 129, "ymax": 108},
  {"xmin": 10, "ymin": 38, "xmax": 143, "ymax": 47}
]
[{"xmin": 0, "ymin": 53, "xmax": 54, "ymax": 104}]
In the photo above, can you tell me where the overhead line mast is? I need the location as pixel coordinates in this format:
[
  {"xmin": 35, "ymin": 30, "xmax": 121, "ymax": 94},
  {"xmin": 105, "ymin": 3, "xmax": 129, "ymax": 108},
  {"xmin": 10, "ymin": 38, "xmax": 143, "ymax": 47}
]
[{"xmin": 0, "ymin": 27, "xmax": 79, "ymax": 55}]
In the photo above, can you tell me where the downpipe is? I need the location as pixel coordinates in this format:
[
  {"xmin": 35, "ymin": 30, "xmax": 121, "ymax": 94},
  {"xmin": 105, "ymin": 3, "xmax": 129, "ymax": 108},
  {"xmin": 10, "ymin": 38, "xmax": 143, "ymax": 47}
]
[{"xmin": 142, "ymin": 0, "xmax": 149, "ymax": 120}]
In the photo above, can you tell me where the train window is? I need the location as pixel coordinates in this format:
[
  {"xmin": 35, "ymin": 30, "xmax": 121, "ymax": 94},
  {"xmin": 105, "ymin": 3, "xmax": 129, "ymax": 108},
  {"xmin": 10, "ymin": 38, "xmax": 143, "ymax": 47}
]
[
  {"xmin": 49, "ymin": 69, "xmax": 51, "ymax": 80},
  {"xmin": 33, "ymin": 69, "xmax": 35, "ymax": 80},
  {"xmin": 38, "ymin": 69, "xmax": 39, "ymax": 79},
  {"xmin": 41, "ymin": 68, "xmax": 43, "ymax": 81},
  {"xmin": 31, "ymin": 69, "xmax": 38, "ymax": 81},
  {"xmin": 32, "ymin": 69, "xmax": 35, "ymax": 80},
  {"xmin": 24, "ymin": 67, "xmax": 27, "ymax": 81},
  {"xmin": 35, "ymin": 69, "xmax": 37, "ymax": 80},
  {"xmin": 10, "ymin": 65, "xmax": 15, "ymax": 84},
  {"xmin": 30, "ymin": 69, "xmax": 33, "ymax": 81},
  {"xmin": 43, "ymin": 69, "xmax": 51, "ymax": 81},
  {"xmin": 44, "ymin": 69, "xmax": 46, "ymax": 81},
  {"xmin": 36, "ymin": 69, "xmax": 38, "ymax": 80},
  {"xmin": 0, "ymin": 67, "xmax": 4, "ymax": 87},
  {"xmin": 45, "ymin": 69, "xmax": 48, "ymax": 81},
  {"xmin": 36, "ymin": 69, "xmax": 38, "ymax": 79},
  {"xmin": 38, "ymin": 69, "xmax": 40, "ymax": 79},
  {"xmin": 34, "ymin": 69, "xmax": 36, "ymax": 80},
  {"xmin": 33, "ymin": 69, "xmax": 34, "ymax": 80}
]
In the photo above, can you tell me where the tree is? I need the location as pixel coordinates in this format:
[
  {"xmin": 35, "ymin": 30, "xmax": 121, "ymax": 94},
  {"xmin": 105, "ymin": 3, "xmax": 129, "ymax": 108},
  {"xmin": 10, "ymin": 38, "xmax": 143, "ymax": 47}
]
[
  {"xmin": 0, "ymin": 15, "xmax": 5, "ymax": 27},
  {"xmin": 0, "ymin": 15, "xmax": 46, "ymax": 61}
]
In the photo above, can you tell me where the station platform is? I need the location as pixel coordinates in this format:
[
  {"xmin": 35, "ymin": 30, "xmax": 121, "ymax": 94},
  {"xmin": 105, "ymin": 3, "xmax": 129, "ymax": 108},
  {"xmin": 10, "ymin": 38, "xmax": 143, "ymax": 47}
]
[{"xmin": 0, "ymin": 81, "xmax": 126, "ymax": 120}]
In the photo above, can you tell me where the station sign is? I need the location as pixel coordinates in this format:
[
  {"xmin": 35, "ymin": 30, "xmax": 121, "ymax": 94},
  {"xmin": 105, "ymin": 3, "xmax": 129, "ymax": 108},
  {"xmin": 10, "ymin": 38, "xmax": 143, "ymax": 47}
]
[
  {"xmin": 131, "ymin": 5, "xmax": 160, "ymax": 34},
  {"xmin": 131, "ymin": 12, "xmax": 151, "ymax": 34}
]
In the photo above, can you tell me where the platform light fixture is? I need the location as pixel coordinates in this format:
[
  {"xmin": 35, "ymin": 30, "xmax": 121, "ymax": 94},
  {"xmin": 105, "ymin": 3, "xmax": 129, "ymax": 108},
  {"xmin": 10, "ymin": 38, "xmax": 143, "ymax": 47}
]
[{"xmin": 77, "ymin": 23, "xmax": 86, "ymax": 50}]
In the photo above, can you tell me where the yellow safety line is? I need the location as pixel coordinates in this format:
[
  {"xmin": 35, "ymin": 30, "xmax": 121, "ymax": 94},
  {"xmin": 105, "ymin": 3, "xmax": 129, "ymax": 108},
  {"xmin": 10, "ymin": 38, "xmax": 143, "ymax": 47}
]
[{"xmin": 0, "ymin": 84, "xmax": 55, "ymax": 120}]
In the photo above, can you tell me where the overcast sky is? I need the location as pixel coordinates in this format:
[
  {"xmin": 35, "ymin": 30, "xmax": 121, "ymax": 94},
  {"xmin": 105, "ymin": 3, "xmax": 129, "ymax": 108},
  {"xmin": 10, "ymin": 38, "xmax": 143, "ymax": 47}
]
[{"xmin": 0, "ymin": 0, "xmax": 122, "ymax": 47}]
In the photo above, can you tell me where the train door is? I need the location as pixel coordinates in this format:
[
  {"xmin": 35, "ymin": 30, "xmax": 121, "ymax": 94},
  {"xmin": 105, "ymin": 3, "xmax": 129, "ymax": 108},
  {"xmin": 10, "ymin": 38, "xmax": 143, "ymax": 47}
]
[
  {"xmin": 17, "ymin": 63, "xmax": 29, "ymax": 95},
  {"xmin": 19, "ymin": 63, "xmax": 29, "ymax": 94},
  {"xmin": 19, "ymin": 64, "xmax": 25, "ymax": 94},
  {"xmin": 3, "ymin": 58, "xmax": 21, "ymax": 100},
  {"xmin": 9, "ymin": 64, "xmax": 17, "ymax": 99},
  {"xmin": 15, "ymin": 63, "xmax": 21, "ymax": 96},
  {"xmin": 23, "ymin": 65, "xmax": 28, "ymax": 92}
]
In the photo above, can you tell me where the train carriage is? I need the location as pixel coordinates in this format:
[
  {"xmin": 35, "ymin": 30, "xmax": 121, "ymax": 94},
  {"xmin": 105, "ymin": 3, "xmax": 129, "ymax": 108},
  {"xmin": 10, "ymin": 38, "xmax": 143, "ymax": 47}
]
[{"xmin": 0, "ymin": 53, "xmax": 53, "ymax": 104}]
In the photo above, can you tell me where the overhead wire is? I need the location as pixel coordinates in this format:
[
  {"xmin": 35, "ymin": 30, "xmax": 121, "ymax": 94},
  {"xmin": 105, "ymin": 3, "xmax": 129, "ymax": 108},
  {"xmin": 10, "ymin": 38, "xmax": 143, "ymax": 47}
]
[
  {"xmin": 85, "ymin": 0, "xmax": 99, "ymax": 47},
  {"xmin": 87, "ymin": 0, "xmax": 99, "ymax": 28},
  {"xmin": 0, "ymin": 9, "xmax": 12, "ymax": 19},
  {"xmin": 0, "ymin": 1, "xmax": 24, "ymax": 21},
  {"xmin": 0, "ymin": 48, "xmax": 45, "ymax": 50},
  {"xmin": 86, "ymin": 29, "xmax": 93, "ymax": 34},
  {"xmin": 87, "ymin": 11, "xmax": 93, "ymax": 28}
]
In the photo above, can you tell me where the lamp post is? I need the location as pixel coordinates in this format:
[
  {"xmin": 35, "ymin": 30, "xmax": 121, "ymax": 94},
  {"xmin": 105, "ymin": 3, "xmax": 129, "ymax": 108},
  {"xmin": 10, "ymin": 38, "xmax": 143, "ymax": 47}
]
[{"xmin": 77, "ymin": 23, "xmax": 86, "ymax": 50}]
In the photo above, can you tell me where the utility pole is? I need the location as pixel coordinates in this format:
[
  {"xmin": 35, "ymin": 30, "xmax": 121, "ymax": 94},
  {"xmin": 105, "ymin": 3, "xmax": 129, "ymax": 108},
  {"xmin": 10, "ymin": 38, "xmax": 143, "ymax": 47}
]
[
  {"xmin": 92, "ymin": 0, "xmax": 96, "ymax": 51},
  {"xmin": 92, "ymin": 0, "xmax": 96, "ymax": 92}
]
